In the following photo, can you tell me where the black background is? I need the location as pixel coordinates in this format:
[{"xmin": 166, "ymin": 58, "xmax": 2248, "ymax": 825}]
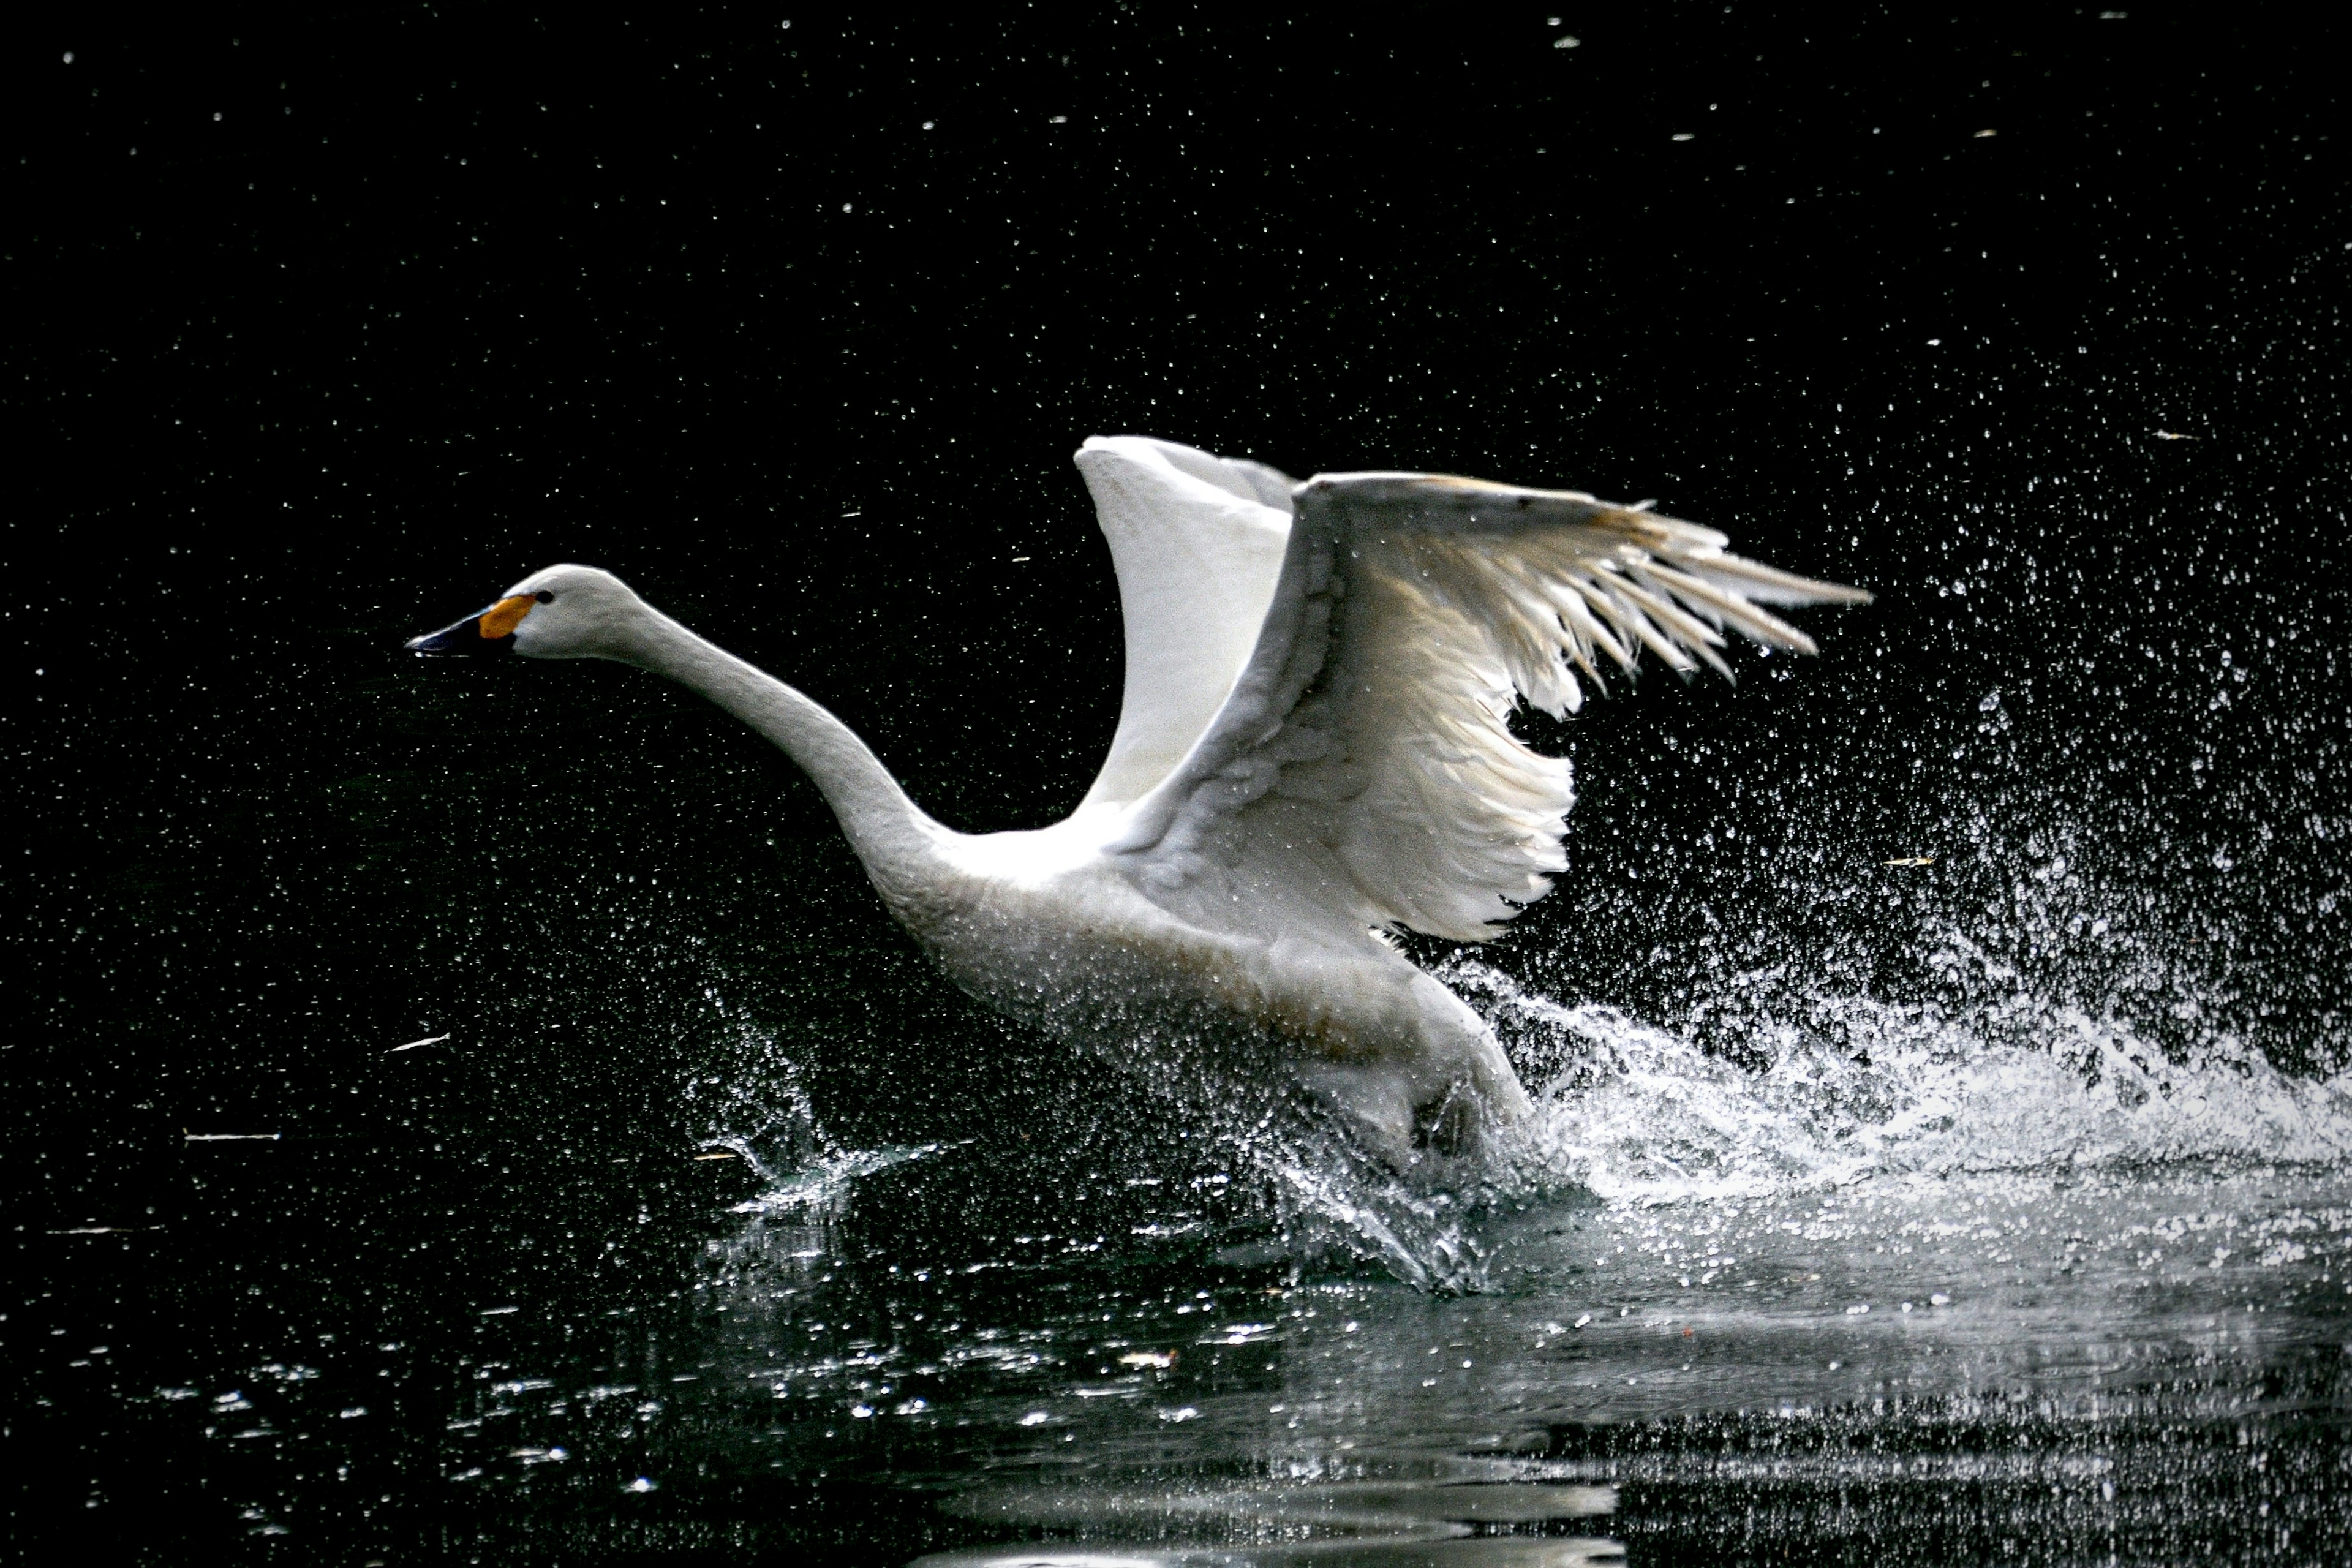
[{"xmin": 5, "ymin": 3, "xmax": 2349, "ymax": 1559}]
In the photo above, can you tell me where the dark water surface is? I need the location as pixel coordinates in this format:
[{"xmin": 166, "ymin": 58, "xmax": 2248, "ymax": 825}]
[{"xmin": 10, "ymin": 6, "xmax": 2351, "ymax": 1562}]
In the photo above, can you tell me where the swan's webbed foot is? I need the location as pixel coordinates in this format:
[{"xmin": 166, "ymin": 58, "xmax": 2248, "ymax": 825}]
[
  {"xmin": 1295, "ymin": 1063, "xmax": 1507, "ymax": 1176},
  {"xmin": 1412, "ymin": 1084, "xmax": 1488, "ymax": 1160}
]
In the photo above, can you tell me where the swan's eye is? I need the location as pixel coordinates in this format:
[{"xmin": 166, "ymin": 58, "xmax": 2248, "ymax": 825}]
[{"xmin": 535, "ymin": 590, "xmax": 555, "ymax": 604}]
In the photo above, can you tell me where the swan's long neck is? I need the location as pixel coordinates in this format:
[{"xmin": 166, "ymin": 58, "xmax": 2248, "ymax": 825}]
[{"xmin": 619, "ymin": 608, "xmax": 954, "ymax": 912}]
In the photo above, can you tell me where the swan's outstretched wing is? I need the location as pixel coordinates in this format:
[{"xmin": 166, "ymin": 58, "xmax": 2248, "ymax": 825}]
[
  {"xmin": 1111, "ymin": 472, "xmax": 1871, "ymax": 941},
  {"xmin": 1074, "ymin": 437, "xmax": 1298, "ymax": 811}
]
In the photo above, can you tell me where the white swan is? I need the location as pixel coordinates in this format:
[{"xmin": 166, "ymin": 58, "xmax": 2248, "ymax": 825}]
[{"xmin": 408, "ymin": 437, "xmax": 1867, "ymax": 1170}]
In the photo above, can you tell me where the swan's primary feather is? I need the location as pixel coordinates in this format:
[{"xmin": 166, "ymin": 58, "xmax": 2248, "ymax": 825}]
[
  {"xmin": 1074, "ymin": 437, "xmax": 1297, "ymax": 810},
  {"xmin": 1110, "ymin": 470, "xmax": 1872, "ymax": 943}
]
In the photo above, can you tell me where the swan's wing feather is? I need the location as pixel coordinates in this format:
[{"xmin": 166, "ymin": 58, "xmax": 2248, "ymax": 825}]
[
  {"xmin": 1114, "ymin": 472, "xmax": 1869, "ymax": 941},
  {"xmin": 1074, "ymin": 437, "xmax": 1297, "ymax": 810}
]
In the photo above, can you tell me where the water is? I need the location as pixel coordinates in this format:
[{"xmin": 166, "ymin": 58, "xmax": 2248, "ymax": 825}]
[
  {"xmin": 20, "ymin": 957, "xmax": 2348, "ymax": 1561},
  {"xmin": 11, "ymin": 7, "xmax": 2351, "ymax": 1563}
]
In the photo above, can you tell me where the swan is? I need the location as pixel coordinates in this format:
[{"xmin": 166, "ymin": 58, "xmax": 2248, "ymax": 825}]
[{"xmin": 407, "ymin": 437, "xmax": 1867, "ymax": 1170}]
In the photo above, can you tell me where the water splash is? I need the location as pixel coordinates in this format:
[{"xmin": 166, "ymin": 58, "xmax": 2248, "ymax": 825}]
[
  {"xmin": 1253, "ymin": 1140, "xmax": 1483, "ymax": 1292},
  {"xmin": 1447, "ymin": 955, "xmax": 2352, "ymax": 1205},
  {"xmin": 684, "ymin": 909, "xmax": 2352, "ymax": 1293},
  {"xmin": 1232, "ymin": 919, "xmax": 2352, "ymax": 1287},
  {"xmin": 729, "ymin": 1143, "xmax": 949, "ymax": 1218}
]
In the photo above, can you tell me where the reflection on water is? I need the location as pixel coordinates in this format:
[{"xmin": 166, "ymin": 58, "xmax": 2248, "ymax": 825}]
[
  {"xmin": 19, "ymin": 944, "xmax": 2352, "ymax": 1562},
  {"xmin": 366, "ymin": 1146, "xmax": 2346, "ymax": 1564},
  {"xmin": 892, "ymin": 1162, "xmax": 2352, "ymax": 1562},
  {"xmin": 929, "ymin": 1476, "xmax": 1618, "ymax": 1566}
]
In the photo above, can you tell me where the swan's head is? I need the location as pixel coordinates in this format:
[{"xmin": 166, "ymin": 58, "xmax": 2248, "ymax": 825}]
[{"xmin": 405, "ymin": 564, "xmax": 649, "ymax": 662}]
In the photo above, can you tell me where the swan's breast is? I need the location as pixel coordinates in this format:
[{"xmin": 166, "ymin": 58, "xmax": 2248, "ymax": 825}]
[{"xmin": 900, "ymin": 831, "xmax": 1434, "ymax": 1069}]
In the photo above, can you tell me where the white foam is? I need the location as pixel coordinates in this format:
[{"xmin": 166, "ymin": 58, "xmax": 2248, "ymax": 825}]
[{"xmin": 1445, "ymin": 959, "xmax": 2352, "ymax": 1204}]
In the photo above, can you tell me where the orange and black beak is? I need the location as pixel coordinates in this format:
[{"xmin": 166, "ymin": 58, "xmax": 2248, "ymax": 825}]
[{"xmin": 405, "ymin": 594, "xmax": 537, "ymax": 655}]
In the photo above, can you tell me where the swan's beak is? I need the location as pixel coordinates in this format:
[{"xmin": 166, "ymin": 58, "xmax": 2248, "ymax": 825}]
[{"xmin": 405, "ymin": 595, "xmax": 535, "ymax": 655}]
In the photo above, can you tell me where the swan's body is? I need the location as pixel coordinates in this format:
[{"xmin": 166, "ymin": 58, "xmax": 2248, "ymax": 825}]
[{"xmin": 409, "ymin": 438, "xmax": 1866, "ymax": 1169}]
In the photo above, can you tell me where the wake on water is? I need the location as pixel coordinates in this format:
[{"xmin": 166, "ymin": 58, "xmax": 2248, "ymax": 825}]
[
  {"xmin": 701, "ymin": 929, "xmax": 2352, "ymax": 1292},
  {"xmin": 1361, "ymin": 938, "xmax": 2350, "ymax": 1286},
  {"xmin": 1458, "ymin": 948, "xmax": 2352, "ymax": 1200}
]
